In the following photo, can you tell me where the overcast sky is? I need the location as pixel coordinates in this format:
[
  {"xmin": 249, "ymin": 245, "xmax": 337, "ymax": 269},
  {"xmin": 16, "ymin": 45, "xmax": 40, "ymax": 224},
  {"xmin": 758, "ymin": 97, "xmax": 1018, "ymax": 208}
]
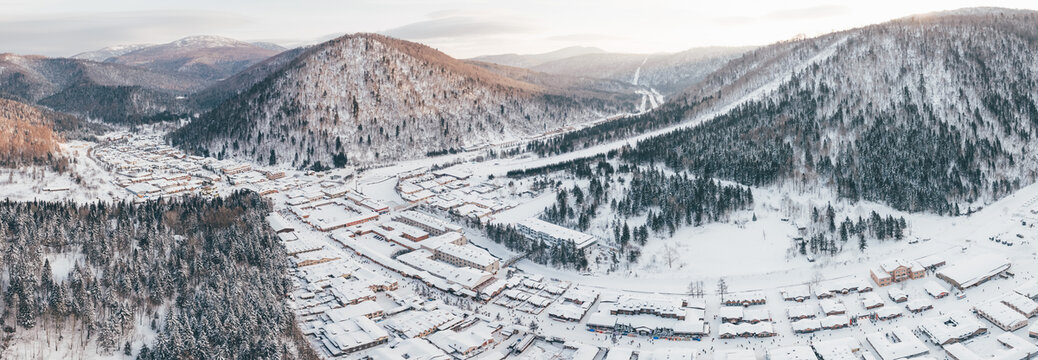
[{"xmin": 2, "ymin": 0, "xmax": 1037, "ymax": 58}]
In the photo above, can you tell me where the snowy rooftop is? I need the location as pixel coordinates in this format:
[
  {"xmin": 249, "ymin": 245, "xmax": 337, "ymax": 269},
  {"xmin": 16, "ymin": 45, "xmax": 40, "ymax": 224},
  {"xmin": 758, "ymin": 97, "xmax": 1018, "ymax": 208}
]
[
  {"xmin": 975, "ymin": 300, "xmax": 1028, "ymax": 330},
  {"xmin": 516, "ymin": 217, "xmax": 597, "ymax": 248},
  {"xmin": 937, "ymin": 253, "xmax": 1011, "ymax": 289},
  {"xmin": 384, "ymin": 309, "xmax": 459, "ymax": 338},
  {"xmin": 319, "ymin": 315, "xmax": 388, "ymax": 354},
  {"xmin": 368, "ymin": 338, "xmax": 448, "ymax": 359},
  {"xmin": 435, "ymin": 243, "xmax": 498, "ymax": 268},
  {"xmin": 918, "ymin": 312, "xmax": 986, "ymax": 345},
  {"xmin": 865, "ymin": 327, "xmax": 928, "ymax": 360}
]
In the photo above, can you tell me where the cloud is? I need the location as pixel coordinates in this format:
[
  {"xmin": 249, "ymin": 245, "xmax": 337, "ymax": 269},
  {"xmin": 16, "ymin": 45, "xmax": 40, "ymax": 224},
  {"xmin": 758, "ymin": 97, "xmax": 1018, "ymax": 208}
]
[
  {"xmin": 545, "ymin": 33, "xmax": 625, "ymax": 42},
  {"xmin": 712, "ymin": 4, "xmax": 849, "ymax": 25},
  {"xmin": 381, "ymin": 16, "xmax": 535, "ymax": 40},
  {"xmin": 0, "ymin": 10, "xmax": 249, "ymax": 57},
  {"xmin": 765, "ymin": 4, "xmax": 850, "ymax": 20}
]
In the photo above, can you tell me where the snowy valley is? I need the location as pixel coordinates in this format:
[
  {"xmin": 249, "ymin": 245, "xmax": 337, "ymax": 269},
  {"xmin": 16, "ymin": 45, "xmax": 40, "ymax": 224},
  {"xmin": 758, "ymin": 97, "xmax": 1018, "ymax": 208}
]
[{"xmin": 1, "ymin": 5, "xmax": 1038, "ymax": 360}]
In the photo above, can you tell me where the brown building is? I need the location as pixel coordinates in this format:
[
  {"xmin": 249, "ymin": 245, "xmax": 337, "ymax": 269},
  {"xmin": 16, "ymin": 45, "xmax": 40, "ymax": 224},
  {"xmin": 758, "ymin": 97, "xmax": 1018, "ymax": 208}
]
[{"xmin": 871, "ymin": 258, "xmax": 925, "ymax": 286}]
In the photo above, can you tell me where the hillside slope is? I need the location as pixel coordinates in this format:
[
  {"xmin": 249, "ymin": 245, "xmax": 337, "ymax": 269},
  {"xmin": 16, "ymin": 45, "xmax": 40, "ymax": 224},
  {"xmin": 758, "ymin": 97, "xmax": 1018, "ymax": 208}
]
[
  {"xmin": 188, "ymin": 47, "xmax": 308, "ymax": 111},
  {"xmin": 0, "ymin": 98, "xmax": 63, "ymax": 167},
  {"xmin": 617, "ymin": 8, "xmax": 1038, "ymax": 214},
  {"xmin": 168, "ymin": 33, "xmax": 644, "ymax": 168}
]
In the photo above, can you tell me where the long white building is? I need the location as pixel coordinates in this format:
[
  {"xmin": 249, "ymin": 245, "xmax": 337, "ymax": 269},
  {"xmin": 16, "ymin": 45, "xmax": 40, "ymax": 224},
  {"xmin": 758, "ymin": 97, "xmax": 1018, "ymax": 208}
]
[{"xmin": 516, "ymin": 218, "xmax": 597, "ymax": 249}]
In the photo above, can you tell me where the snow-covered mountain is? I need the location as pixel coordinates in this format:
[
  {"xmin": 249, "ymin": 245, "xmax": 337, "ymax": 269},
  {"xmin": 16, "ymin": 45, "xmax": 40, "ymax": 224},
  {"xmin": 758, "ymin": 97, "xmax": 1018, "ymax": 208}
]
[
  {"xmin": 168, "ymin": 33, "xmax": 645, "ymax": 168},
  {"xmin": 104, "ymin": 35, "xmax": 284, "ymax": 81},
  {"xmin": 71, "ymin": 44, "xmax": 152, "ymax": 62},
  {"xmin": 616, "ymin": 8, "xmax": 1038, "ymax": 214}
]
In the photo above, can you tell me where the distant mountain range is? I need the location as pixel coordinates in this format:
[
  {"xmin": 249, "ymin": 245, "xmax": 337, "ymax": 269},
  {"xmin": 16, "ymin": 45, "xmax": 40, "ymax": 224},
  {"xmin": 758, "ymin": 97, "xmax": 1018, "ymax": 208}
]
[
  {"xmin": 78, "ymin": 35, "xmax": 285, "ymax": 81},
  {"xmin": 470, "ymin": 46, "xmax": 607, "ymax": 68},
  {"xmin": 1, "ymin": 35, "xmax": 287, "ymax": 123},
  {"xmin": 472, "ymin": 46, "xmax": 753, "ymax": 94}
]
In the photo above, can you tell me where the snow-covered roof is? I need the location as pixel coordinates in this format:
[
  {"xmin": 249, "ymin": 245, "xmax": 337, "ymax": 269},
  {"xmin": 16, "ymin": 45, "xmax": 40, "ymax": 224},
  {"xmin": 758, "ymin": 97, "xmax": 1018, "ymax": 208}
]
[
  {"xmin": 812, "ymin": 337, "xmax": 862, "ymax": 360},
  {"xmin": 516, "ymin": 217, "xmax": 597, "ymax": 249},
  {"xmin": 886, "ymin": 288, "xmax": 908, "ymax": 301},
  {"xmin": 791, "ymin": 319, "xmax": 821, "ymax": 333},
  {"xmin": 787, "ymin": 304, "xmax": 816, "ymax": 319},
  {"xmin": 1000, "ymin": 292, "xmax": 1038, "ymax": 316},
  {"xmin": 944, "ymin": 333, "xmax": 1038, "ymax": 360},
  {"xmin": 820, "ymin": 299, "xmax": 846, "ymax": 314},
  {"xmin": 384, "ymin": 309, "xmax": 459, "ymax": 338},
  {"xmin": 976, "ymin": 301, "xmax": 1028, "ymax": 330},
  {"xmin": 326, "ymin": 300, "xmax": 384, "ymax": 321},
  {"xmin": 781, "ymin": 285, "xmax": 812, "ymax": 300},
  {"xmin": 820, "ymin": 315, "xmax": 851, "ymax": 329},
  {"xmin": 319, "ymin": 315, "xmax": 389, "ymax": 355},
  {"xmin": 860, "ymin": 293, "xmax": 884, "ymax": 308},
  {"xmin": 923, "ymin": 280, "xmax": 948, "ymax": 297},
  {"xmin": 918, "ymin": 312, "xmax": 986, "ymax": 345},
  {"xmin": 905, "ymin": 299, "xmax": 932, "ymax": 312},
  {"xmin": 266, "ymin": 213, "xmax": 294, "ymax": 233},
  {"xmin": 1015, "ymin": 280, "xmax": 1038, "ymax": 299},
  {"xmin": 368, "ymin": 338, "xmax": 449, "ymax": 360},
  {"xmin": 865, "ymin": 327, "xmax": 928, "ymax": 360},
  {"xmin": 435, "ymin": 243, "xmax": 498, "ymax": 268},
  {"xmin": 937, "ymin": 254, "xmax": 1011, "ymax": 289}
]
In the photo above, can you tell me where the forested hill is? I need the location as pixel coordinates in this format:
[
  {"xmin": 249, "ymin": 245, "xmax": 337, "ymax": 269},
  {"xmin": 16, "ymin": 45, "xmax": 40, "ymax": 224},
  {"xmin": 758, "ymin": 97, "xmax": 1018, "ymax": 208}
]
[
  {"xmin": 0, "ymin": 191, "xmax": 314, "ymax": 359},
  {"xmin": 617, "ymin": 8, "xmax": 1038, "ymax": 214},
  {"xmin": 0, "ymin": 98, "xmax": 105, "ymax": 169},
  {"xmin": 167, "ymin": 33, "xmax": 645, "ymax": 169}
]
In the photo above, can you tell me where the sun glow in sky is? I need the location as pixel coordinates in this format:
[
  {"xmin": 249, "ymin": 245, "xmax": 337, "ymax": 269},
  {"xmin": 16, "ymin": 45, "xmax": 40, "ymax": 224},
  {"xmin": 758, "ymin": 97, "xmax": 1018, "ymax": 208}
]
[{"xmin": 2, "ymin": 0, "xmax": 1037, "ymax": 58}]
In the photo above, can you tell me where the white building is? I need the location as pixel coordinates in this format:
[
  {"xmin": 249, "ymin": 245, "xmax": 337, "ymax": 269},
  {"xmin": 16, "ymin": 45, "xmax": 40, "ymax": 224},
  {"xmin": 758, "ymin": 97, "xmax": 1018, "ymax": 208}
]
[
  {"xmin": 976, "ymin": 301, "xmax": 1028, "ymax": 331},
  {"xmin": 865, "ymin": 327, "xmax": 928, "ymax": 360},
  {"xmin": 918, "ymin": 312, "xmax": 987, "ymax": 345},
  {"xmin": 516, "ymin": 217, "xmax": 597, "ymax": 249},
  {"xmin": 936, "ymin": 254, "xmax": 1011, "ymax": 289},
  {"xmin": 317, "ymin": 315, "xmax": 389, "ymax": 356}
]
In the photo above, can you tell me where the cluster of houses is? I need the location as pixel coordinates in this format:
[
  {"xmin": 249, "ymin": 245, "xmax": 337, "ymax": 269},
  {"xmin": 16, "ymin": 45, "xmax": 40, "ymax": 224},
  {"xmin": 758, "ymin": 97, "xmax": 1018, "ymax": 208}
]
[
  {"xmin": 547, "ymin": 287, "xmax": 599, "ymax": 322},
  {"xmin": 94, "ymin": 132, "xmax": 311, "ymax": 200},
  {"xmin": 93, "ymin": 134, "xmax": 218, "ymax": 198},
  {"xmin": 396, "ymin": 168, "xmax": 519, "ymax": 221},
  {"xmin": 493, "ymin": 274, "xmax": 569, "ymax": 314},
  {"xmin": 586, "ymin": 294, "xmax": 710, "ymax": 339},
  {"xmin": 272, "ymin": 199, "xmax": 527, "ymax": 357}
]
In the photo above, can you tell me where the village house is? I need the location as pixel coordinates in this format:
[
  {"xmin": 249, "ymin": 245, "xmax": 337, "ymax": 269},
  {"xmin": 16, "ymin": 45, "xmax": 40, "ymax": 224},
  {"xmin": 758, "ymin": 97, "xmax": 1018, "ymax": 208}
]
[
  {"xmin": 865, "ymin": 327, "xmax": 929, "ymax": 360},
  {"xmin": 724, "ymin": 292, "xmax": 768, "ymax": 307},
  {"xmin": 918, "ymin": 312, "xmax": 987, "ymax": 345},
  {"xmin": 936, "ymin": 254, "xmax": 1011, "ymax": 290},
  {"xmin": 870, "ymin": 258, "xmax": 926, "ymax": 287},
  {"xmin": 317, "ymin": 315, "xmax": 389, "ymax": 356},
  {"xmin": 975, "ymin": 300, "xmax": 1028, "ymax": 331},
  {"xmin": 1000, "ymin": 292, "xmax": 1038, "ymax": 318}
]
